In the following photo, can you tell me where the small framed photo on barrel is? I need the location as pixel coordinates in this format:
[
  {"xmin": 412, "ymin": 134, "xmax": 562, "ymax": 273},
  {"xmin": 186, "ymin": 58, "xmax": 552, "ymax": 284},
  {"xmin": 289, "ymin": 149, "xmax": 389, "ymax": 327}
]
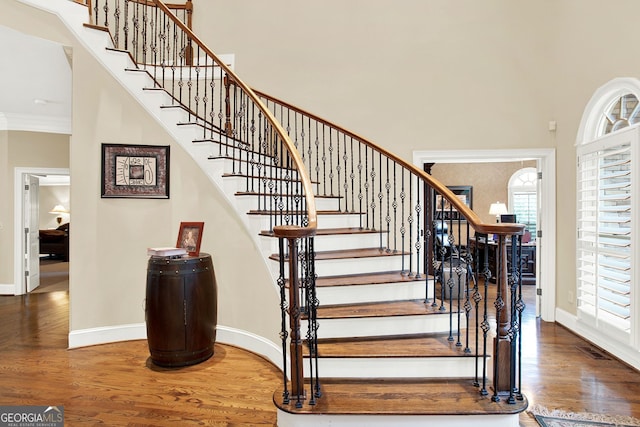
[{"xmin": 177, "ymin": 222, "xmax": 204, "ymax": 256}]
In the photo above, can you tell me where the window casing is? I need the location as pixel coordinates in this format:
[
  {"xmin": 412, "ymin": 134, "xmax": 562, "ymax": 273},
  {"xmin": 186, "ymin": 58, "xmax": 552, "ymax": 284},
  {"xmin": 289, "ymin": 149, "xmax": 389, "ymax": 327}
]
[
  {"xmin": 577, "ymin": 94, "xmax": 637, "ymax": 343},
  {"xmin": 508, "ymin": 168, "xmax": 537, "ymax": 240}
]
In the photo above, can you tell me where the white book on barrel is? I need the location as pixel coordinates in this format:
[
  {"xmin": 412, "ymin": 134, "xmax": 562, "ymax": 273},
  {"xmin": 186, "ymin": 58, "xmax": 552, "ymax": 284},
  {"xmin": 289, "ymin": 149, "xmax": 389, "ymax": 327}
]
[{"xmin": 147, "ymin": 247, "xmax": 188, "ymax": 257}]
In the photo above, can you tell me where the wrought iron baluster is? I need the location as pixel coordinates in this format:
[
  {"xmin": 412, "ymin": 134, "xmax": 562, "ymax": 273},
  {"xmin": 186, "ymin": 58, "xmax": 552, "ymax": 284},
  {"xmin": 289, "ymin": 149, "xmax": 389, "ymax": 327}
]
[
  {"xmin": 479, "ymin": 234, "xmax": 490, "ymax": 396},
  {"xmin": 365, "ymin": 146, "xmax": 370, "ymax": 229},
  {"xmin": 357, "ymin": 143, "xmax": 363, "ymax": 229},
  {"xmin": 400, "ymin": 170, "xmax": 406, "ymax": 274},
  {"xmin": 391, "ymin": 162, "xmax": 397, "ymax": 253},
  {"xmin": 414, "ymin": 181, "xmax": 422, "ymax": 279},
  {"xmin": 277, "ymin": 237, "xmax": 290, "ymax": 405},
  {"xmin": 349, "ymin": 137, "xmax": 355, "ymax": 213},
  {"xmin": 342, "ymin": 134, "xmax": 348, "ymax": 213}
]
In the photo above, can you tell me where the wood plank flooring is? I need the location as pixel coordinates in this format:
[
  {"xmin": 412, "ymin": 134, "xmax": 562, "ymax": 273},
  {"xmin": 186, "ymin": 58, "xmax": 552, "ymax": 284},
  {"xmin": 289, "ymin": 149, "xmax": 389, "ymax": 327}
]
[{"xmin": 2, "ymin": 262, "xmax": 640, "ymax": 425}]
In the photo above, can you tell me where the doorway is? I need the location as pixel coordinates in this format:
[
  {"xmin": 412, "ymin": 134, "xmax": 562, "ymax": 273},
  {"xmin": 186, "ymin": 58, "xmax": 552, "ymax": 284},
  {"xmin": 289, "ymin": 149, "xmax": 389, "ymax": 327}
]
[
  {"xmin": 13, "ymin": 167, "xmax": 70, "ymax": 296},
  {"xmin": 413, "ymin": 148, "xmax": 556, "ymax": 322}
]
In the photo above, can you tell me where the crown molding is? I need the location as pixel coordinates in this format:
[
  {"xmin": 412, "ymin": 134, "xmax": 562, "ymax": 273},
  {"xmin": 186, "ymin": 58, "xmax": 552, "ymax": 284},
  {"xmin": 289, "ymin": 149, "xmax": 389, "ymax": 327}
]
[{"xmin": 0, "ymin": 112, "xmax": 71, "ymax": 134}]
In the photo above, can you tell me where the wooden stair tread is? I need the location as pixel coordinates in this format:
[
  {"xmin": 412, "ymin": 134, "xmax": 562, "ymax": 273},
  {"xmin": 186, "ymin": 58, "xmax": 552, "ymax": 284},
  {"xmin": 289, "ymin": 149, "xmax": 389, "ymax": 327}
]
[
  {"xmin": 251, "ymin": 209, "xmax": 356, "ymax": 216},
  {"xmin": 274, "ymin": 378, "xmax": 528, "ymax": 415},
  {"xmin": 260, "ymin": 227, "xmax": 377, "ymax": 238},
  {"xmin": 316, "ymin": 299, "xmax": 443, "ymax": 319},
  {"xmin": 239, "ymin": 192, "xmax": 341, "ymax": 199},
  {"xmin": 315, "ymin": 271, "xmax": 425, "ymax": 287},
  {"xmin": 269, "ymin": 247, "xmax": 408, "ymax": 262},
  {"xmin": 310, "ymin": 334, "xmax": 477, "ymax": 358}
]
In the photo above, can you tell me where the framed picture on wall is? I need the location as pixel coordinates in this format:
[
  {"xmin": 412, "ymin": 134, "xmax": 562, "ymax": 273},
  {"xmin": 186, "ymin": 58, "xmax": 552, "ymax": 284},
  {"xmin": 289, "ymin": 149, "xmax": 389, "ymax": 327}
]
[
  {"xmin": 101, "ymin": 144, "xmax": 170, "ymax": 198},
  {"xmin": 434, "ymin": 185, "xmax": 473, "ymax": 221}
]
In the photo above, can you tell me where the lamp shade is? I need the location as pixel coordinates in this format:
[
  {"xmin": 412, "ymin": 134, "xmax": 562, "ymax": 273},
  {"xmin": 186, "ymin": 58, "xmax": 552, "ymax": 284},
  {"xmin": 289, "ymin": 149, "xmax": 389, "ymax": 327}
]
[
  {"xmin": 489, "ymin": 202, "xmax": 507, "ymax": 217},
  {"xmin": 49, "ymin": 205, "xmax": 68, "ymax": 215}
]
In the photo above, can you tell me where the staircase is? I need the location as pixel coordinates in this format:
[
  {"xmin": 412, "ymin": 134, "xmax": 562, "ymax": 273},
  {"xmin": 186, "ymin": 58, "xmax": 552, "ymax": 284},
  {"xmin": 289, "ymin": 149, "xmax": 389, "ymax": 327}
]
[{"xmin": 32, "ymin": 0, "xmax": 528, "ymax": 425}]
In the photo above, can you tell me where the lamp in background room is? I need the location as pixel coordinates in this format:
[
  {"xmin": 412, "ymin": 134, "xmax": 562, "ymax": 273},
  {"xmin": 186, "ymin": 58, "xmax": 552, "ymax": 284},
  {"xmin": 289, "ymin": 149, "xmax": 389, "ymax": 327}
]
[
  {"xmin": 489, "ymin": 202, "xmax": 507, "ymax": 223},
  {"xmin": 49, "ymin": 204, "xmax": 68, "ymax": 225}
]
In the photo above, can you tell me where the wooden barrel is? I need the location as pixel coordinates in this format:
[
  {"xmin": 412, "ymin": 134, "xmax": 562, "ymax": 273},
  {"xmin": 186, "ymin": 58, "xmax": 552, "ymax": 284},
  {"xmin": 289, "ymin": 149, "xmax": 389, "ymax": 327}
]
[{"xmin": 145, "ymin": 253, "xmax": 217, "ymax": 367}]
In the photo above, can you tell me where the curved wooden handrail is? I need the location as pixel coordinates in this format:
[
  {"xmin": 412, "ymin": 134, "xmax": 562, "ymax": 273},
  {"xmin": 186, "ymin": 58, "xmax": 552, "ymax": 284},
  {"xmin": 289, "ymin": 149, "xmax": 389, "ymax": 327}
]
[
  {"xmin": 151, "ymin": 0, "xmax": 317, "ymax": 237},
  {"xmin": 253, "ymin": 90, "xmax": 523, "ymax": 237}
]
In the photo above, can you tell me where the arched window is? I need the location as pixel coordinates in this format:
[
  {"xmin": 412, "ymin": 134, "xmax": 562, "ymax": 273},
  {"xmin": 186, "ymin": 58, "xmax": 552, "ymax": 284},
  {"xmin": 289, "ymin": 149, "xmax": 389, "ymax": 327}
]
[
  {"xmin": 508, "ymin": 168, "xmax": 537, "ymax": 241},
  {"xmin": 576, "ymin": 79, "xmax": 638, "ymax": 342}
]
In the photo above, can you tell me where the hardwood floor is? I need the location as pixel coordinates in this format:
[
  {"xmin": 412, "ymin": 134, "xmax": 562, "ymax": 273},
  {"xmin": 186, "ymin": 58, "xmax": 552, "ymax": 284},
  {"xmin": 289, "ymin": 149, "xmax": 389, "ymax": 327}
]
[{"xmin": 2, "ymin": 277, "xmax": 640, "ymax": 426}]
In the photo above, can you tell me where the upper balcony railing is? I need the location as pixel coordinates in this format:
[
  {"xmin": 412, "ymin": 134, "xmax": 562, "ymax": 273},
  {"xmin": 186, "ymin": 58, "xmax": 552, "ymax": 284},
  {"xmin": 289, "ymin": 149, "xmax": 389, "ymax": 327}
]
[{"xmin": 82, "ymin": 0, "xmax": 526, "ymax": 409}]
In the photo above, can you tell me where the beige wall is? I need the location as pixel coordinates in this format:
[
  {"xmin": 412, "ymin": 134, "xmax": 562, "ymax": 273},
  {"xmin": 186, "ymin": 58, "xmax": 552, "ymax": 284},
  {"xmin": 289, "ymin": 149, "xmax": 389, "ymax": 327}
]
[
  {"xmin": 1, "ymin": 0, "xmax": 280, "ymax": 345},
  {"xmin": 0, "ymin": 131, "xmax": 69, "ymax": 285},
  {"xmin": 191, "ymin": 0, "xmax": 640, "ymax": 316},
  {"xmin": 431, "ymin": 161, "xmax": 537, "ymax": 226},
  {"xmin": 69, "ymin": 30, "xmax": 279, "ymax": 339},
  {"xmin": 5, "ymin": 0, "xmax": 640, "ymax": 344}
]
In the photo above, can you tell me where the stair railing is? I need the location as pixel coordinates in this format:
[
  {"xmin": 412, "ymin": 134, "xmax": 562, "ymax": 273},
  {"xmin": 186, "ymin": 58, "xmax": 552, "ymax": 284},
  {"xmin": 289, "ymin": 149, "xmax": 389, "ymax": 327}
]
[
  {"xmin": 83, "ymin": 0, "xmax": 527, "ymax": 407},
  {"xmin": 83, "ymin": 0, "xmax": 319, "ymax": 405},
  {"xmin": 251, "ymin": 90, "xmax": 527, "ymax": 404}
]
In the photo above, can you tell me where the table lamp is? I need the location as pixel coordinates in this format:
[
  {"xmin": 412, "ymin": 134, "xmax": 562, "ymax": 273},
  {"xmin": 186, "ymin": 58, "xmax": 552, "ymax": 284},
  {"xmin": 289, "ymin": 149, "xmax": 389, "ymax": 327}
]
[
  {"xmin": 49, "ymin": 204, "xmax": 68, "ymax": 225},
  {"xmin": 489, "ymin": 202, "xmax": 507, "ymax": 223}
]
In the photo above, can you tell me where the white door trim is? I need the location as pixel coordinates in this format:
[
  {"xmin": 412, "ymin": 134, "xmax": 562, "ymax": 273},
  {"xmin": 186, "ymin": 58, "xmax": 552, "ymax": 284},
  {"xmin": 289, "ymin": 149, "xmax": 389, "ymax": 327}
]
[
  {"xmin": 412, "ymin": 148, "xmax": 557, "ymax": 322},
  {"xmin": 13, "ymin": 167, "xmax": 70, "ymax": 295}
]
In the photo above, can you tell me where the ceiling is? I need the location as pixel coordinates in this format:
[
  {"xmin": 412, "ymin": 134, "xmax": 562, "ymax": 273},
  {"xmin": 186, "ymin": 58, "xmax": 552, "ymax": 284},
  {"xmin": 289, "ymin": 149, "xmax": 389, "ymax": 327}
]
[{"xmin": 0, "ymin": 24, "xmax": 72, "ymax": 133}]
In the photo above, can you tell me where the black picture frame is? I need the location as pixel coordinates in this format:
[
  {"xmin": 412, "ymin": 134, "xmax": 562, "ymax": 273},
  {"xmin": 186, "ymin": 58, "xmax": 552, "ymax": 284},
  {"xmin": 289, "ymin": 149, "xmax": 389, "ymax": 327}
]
[
  {"xmin": 101, "ymin": 144, "xmax": 170, "ymax": 198},
  {"xmin": 434, "ymin": 185, "xmax": 473, "ymax": 221}
]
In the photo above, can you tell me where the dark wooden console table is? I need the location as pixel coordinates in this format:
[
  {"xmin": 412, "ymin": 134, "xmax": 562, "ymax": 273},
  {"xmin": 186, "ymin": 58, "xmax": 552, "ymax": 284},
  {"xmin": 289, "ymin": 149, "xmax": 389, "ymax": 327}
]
[
  {"xmin": 469, "ymin": 237, "xmax": 536, "ymax": 285},
  {"xmin": 145, "ymin": 253, "xmax": 217, "ymax": 367}
]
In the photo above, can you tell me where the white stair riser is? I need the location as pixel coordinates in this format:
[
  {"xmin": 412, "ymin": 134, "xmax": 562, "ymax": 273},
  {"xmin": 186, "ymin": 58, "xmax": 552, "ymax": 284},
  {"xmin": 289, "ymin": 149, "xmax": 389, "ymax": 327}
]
[
  {"xmin": 277, "ymin": 411, "xmax": 519, "ymax": 427},
  {"xmin": 313, "ymin": 232, "xmax": 384, "ymax": 252},
  {"xmin": 314, "ymin": 255, "xmax": 405, "ymax": 277},
  {"xmin": 258, "ymin": 231, "xmax": 385, "ymax": 256},
  {"xmin": 305, "ymin": 356, "xmax": 482, "ymax": 379},
  {"xmin": 316, "ymin": 213, "xmax": 363, "ymax": 229},
  {"xmin": 271, "ymin": 255, "xmax": 405, "ymax": 279},
  {"xmin": 316, "ymin": 313, "xmax": 456, "ymax": 339},
  {"xmin": 247, "ymin": 213, "xmax": 363, "ymax": 235},
  {"xmin": 223, "ymin": 176, "xmax": 310, "ymax": 199},
  {"xmin": 234, "ymin": 195, "xmax": 338, "ymax": 215},
  {"xmin": 316, "ymin": 281, "xmax": 429, "ymax": 305}
]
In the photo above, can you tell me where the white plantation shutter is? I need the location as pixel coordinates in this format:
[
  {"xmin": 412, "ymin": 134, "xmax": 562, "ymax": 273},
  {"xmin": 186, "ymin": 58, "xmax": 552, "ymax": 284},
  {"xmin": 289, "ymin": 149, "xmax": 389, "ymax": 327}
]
[{"xmin": 577, "ymin": 127, "xmax": 635, "ymax": 340}]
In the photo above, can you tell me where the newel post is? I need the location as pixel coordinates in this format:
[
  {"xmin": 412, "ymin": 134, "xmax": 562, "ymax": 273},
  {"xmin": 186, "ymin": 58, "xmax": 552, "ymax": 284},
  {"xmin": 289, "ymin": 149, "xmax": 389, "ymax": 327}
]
[
  {"xmin": 274, "ymin": 225, "xmax": 317, "ymax": 407},
  {"xmin": 286, "ymin": 237, "xmax": 305, "ymax": 402},
  {"xmin": 493, "ymin": 235, "xmax": 512, "ymax": 399}
]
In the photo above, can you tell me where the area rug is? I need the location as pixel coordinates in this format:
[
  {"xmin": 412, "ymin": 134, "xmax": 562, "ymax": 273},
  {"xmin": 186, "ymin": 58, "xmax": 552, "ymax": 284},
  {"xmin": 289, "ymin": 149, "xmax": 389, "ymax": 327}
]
[{"xmin": 530, "ymin": 405, "xmax": 640, "ymax": 427}]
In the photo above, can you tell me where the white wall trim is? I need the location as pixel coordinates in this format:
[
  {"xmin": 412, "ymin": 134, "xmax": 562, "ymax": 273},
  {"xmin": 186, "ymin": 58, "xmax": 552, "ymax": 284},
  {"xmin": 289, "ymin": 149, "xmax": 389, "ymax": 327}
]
[
  {"xmin": 68, "ymin": 322, "xmax": 283, "ymax": 371},
  {"xmin": 412, "ymin": 148, "xmax": 557, "ymax": 322},
  {"xmin": 0, "ymin": 284, "xmax": 14, "ymax": 294},
  {"xmin": 576, "ymin": 77, "xmax": 640, "ymax": 144},
  {"xmin": 12, "ymin": 167, "xmax": 70, "ymax": 296},
  {"xmin": 556, "ymin": 308, "xmax": 640, "ymax": 371},
  {"xmin": 68, "ymin": 323, "xmax": 146, "ymax": 349},
  {"xmin": 0, "ymin": 112, "xmax": 71, "ymax": 135},
  {"xmin": 215, "ymin": 325, "xmax": 283, "ymax": 370}
]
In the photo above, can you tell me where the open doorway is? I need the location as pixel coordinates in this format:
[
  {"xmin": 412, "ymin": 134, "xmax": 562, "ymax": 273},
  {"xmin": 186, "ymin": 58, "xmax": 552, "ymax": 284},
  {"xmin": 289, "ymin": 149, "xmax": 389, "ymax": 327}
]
[
  {"xmin": 413, "ymin": 148, "xmax": 556, "ymax": 322},
  {"xmin": 13, "ymin": 167, "xmax": 70, "ymax": 296}
]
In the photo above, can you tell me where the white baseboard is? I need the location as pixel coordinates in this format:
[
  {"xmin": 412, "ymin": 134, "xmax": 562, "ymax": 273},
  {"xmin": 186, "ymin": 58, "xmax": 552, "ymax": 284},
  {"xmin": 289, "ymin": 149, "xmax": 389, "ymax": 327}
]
[
  {"xmin": 215, "ymin": 325, "xmax": 283, "ymax": 370},
  {"xmin": 555, "ymin": 308, "xmax": 640, "ymax": 370},
  {"xmin": 68, "ymin": 323, "xmax": 147, "ymax": 349},
  {"xmin": 0, "ymin": 284, "xmax": 15, "ymax": 295},
  {"xmin": 67, "ymin": 323, "xmax": 283, "ymax": 371}
]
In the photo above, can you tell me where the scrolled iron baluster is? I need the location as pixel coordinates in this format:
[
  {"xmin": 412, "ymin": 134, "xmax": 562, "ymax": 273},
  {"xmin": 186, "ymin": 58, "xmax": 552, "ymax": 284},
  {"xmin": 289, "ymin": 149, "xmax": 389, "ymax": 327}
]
[
  {"xmin": 400, "ymin": 171, "xmax": 406, "ymax": 274},
  {"xmin": 277, "ymin": 237, "xmax": 290, "ymax": 405},
  {"xmin": 479, "ymin": 233, "xmax": 490, "ymax": 395}
]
